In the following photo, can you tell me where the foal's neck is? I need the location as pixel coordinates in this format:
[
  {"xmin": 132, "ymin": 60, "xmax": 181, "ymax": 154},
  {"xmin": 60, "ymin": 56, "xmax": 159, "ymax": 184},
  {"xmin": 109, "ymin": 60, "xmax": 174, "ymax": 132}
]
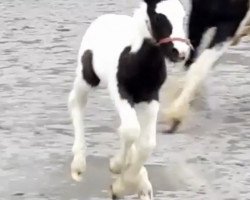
[{"xmin": 130, "ymin": 3, "xmax": 154, "ymax": 52}]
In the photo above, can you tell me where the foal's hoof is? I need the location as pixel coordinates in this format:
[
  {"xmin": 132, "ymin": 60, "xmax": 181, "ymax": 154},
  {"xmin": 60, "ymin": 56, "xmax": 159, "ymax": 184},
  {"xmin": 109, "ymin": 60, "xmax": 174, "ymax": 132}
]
[
  {"xmin": 71, "ymin": 154, "xmax": 86, "ymax": 182},
  {"xmin": 138, "ymin": 190, "xmax": 153, "ymax": 200},
  {"xmin": 110, "ymin": 185, "xmax": 123, "ymax": 200},
  {"xmin": 137, "ymin": 172, "xmax": 154, "ymax": 200},
  {"xmin": 164, "ymin": 119, "xmax": 181, "ymax": 134},
  {"xmin": 109, "ymin": 176, "xmax": 128, "ymax": 200},
  {"xmin": 109, "ymin": 156, "xmax": 123, "ymax": 174},
  {"xmin": 109, "ymin": 185, "xmax": 122, "ymax": 200}
]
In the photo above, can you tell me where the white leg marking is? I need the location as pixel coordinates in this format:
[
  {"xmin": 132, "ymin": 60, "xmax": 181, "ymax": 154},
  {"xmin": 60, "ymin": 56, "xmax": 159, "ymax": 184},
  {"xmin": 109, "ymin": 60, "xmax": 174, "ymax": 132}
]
[
  {"xmin": 166, "ymin": 44, "xmax": 229, "ymax": 123},
  {"xmin": 68, "ymin": 77, "xmax": 90, "ymax": 182},
  {"xmin": 109, "ymin": 83, "xmax": 140, "ymax": 175},
  {"xmin": 112, "ymin": 101, "xmax": 159, "ymax": 199},
  {"xmin": 231, "ymin": 9, "xmax": 250, "ymax": 46},
  {"xmin": 109, "ymin": 99, "xmax": 140, "ymax": 174}
]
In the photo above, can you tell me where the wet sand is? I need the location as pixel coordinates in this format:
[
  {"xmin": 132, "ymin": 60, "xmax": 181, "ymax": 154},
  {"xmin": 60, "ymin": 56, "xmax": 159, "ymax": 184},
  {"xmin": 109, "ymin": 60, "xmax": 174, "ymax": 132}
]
[{"xmin": 0, "ymin": 0, "xmax": 250, "ymax": 199}]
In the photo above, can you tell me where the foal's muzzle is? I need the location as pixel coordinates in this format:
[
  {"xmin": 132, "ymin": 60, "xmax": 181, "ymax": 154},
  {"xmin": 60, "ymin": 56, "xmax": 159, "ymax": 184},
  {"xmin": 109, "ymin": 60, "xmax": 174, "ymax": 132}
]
[{"xmin": 158, "ymin": 37, "xmax": 193, "ymax": 62}]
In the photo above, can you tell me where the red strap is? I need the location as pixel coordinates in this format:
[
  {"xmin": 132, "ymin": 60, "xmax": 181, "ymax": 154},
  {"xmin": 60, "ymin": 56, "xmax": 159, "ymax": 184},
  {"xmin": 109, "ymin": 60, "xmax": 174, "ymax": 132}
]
[{"xmin": 158, "ymin": 37, "xmax": 194, "ymax": 50}]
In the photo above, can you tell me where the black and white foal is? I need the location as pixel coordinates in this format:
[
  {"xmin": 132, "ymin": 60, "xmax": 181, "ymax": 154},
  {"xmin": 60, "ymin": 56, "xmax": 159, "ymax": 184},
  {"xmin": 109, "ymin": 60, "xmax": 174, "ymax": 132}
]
[
  {"xmin": 164, "ymin": 0, "xmax": 250, "ymax": 133},
  {"xmin": 68, "ymin": 0, "xmax": 189, "ymax": 199}
]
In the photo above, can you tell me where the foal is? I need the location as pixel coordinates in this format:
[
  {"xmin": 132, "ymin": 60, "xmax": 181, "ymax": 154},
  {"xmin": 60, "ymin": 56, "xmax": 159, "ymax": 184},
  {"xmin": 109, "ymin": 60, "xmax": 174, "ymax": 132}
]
[
  {"xmin": 164, "ymin": 0, "xmax": 250, "ymax": 133},
  {"xmin": 68, "ymin": 0, "xmax": 189, "ymax": 199}
]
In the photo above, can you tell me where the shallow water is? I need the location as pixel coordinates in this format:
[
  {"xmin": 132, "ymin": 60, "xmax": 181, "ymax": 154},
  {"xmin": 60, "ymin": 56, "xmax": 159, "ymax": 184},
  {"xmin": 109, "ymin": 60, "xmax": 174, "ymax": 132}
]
[{"xmin": 0, "ymin": 0, "xmax": 250, "ymax": 199}]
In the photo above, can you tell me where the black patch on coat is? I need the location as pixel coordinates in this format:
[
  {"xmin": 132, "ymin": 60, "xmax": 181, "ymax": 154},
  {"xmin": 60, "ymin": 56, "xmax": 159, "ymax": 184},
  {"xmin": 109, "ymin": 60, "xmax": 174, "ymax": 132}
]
[
  {"xmin": 146, "ymin": 0, "xmax": 173, "ymax": 42},
  {"xmin": 144, "ymin": 0, "xmax": 162, "ymax": 5},
  {"xmin": 81, "ymin": 50, "xmax": 100, "ymax": 87},
  {"xmin": 185, "ymin": 0, "xmax": 249, "ymax": 68},
  {"xmin": 117, "ymin": 39, "xmax": 167, "ymax": 105},
  {"xmin": 145, "ymin": 0, "xmax": 183, "ymax": 61}
]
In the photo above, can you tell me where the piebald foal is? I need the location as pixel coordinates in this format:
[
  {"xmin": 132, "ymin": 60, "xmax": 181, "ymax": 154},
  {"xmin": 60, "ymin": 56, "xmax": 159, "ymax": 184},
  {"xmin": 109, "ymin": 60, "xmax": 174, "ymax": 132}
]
[{"xmin": 68, "ymin": 0, "xmax": 189, "ymax": 199}]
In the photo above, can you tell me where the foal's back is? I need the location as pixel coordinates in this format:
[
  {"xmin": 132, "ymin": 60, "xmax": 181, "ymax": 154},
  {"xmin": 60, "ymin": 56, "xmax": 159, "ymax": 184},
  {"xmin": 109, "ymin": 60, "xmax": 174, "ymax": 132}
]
[{"xmin": 78, "ymin": 14, "xmax": 139, "ymax": 84}]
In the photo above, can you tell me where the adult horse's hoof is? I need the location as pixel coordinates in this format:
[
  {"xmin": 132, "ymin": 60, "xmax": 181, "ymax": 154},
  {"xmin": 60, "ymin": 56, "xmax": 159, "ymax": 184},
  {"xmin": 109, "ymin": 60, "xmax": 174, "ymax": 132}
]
[{"xmin": 164, "ymin": 119, "xmax": 181, "ymax": 134}]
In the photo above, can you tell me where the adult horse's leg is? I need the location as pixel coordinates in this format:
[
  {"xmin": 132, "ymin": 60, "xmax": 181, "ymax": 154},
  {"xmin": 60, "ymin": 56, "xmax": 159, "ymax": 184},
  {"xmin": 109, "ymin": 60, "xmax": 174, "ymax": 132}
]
[
  {"xmin": 184, "ymin": 5, "xmax": 208, "ymax": 70},
  {"xmin": 165, "ymin": 21, "xmax": 240, "ymax": 133},
  {"xmin": 231, "ymin": 10, "xmax": 250, "ymax": 45},
  {"xmin": 163, "ymin": 6, "xmax": 208, "ymax": 133}
]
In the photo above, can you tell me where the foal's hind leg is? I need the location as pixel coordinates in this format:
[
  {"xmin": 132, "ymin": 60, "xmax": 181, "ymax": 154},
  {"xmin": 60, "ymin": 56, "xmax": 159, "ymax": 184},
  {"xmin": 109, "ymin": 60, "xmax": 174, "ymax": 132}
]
[{"xmin": 68, "ymin": 76, "xmax": 90, "ymax": 181}]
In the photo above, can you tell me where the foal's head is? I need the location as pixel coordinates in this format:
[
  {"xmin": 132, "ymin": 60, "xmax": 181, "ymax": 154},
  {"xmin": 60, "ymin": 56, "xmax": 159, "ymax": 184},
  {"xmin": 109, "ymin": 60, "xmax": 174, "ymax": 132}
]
[{"xmin": 144, "ymin": 0, "xmax": 190, "ymax": 62}]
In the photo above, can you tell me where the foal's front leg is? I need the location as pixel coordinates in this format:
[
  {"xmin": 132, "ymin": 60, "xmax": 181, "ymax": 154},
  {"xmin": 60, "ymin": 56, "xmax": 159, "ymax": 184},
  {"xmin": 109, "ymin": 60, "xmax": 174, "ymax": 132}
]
[
  {"xmin": 111, "ymin": 101, "xmax": 159, "ymax": 200},
  {"xmin": 108, "ymin": 83, "xmax": 140, "ymax": 175},
  {"xmin": 109, "ymin": 98, "xmax": 141, "ymax": 197},
  {"xmin": 109, "ymin": 98, "xmax": 140, "ymax": 174}
]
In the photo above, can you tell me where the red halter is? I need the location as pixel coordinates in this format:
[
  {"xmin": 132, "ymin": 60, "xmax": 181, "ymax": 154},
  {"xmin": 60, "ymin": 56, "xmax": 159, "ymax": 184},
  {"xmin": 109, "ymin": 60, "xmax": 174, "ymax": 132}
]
[{"xmin": 158, "ymin": 37, "xmax": 194, "ymax": 50}]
